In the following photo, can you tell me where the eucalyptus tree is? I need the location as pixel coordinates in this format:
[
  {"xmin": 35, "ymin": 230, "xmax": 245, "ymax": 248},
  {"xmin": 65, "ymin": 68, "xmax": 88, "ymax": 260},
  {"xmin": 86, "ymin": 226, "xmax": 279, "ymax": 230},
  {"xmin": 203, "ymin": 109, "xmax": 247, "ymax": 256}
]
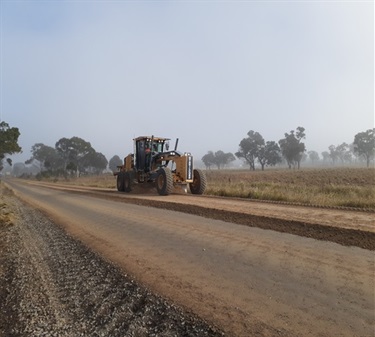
[
  {"xmin": 0, "ymin": 121, "xmax": 22, "ymax": 171},
  {"xmin": 109, "ymin": 155, "xmax": 122, "ymax": 172},
  {"xmin": 353, "ymin": 129, "xmax": 375, "ymax": 167},
  {"xmin": 236, "ymin": 130, "xmax": 265, "ymax": 170},
  {"xmin": 257, "ymin": 141, "xmax": 282, "ymax": 170},
  {"xmin": 278, "ymin": 127, "xmax": 306, "ymax": 169}
]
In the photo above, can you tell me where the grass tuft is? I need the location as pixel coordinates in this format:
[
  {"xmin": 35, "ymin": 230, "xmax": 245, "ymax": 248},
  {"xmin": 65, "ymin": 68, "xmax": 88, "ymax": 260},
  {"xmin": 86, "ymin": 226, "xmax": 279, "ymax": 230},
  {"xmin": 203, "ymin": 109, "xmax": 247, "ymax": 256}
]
[{"xmin": 0, "ymin": 187, "xmax": 15, "ymax": 227}]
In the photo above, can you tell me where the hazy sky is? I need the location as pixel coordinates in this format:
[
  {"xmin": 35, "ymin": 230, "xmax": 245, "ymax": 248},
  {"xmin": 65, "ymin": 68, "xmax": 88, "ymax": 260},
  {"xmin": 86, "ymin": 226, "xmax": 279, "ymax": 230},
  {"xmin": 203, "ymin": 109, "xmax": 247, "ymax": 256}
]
[{"xmin": 1, "ymin": 0, "xmax": 374, "ymax": 165}]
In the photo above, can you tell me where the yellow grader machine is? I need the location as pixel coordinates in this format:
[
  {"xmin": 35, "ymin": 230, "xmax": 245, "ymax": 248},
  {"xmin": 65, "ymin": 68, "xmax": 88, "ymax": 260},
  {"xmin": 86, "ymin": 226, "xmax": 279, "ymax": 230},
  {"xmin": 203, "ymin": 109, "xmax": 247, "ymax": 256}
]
[{"xmin": 114, "ymin": 136, "xmax": 207, "ymax": 196}]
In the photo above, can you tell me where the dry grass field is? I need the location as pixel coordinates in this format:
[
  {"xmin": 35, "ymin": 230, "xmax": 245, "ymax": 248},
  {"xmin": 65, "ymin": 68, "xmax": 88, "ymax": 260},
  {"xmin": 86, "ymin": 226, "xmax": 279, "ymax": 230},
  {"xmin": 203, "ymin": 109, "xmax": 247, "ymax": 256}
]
[
  {"xmin": 205, "ymin": 167, "xmax": 375, "ymax": 209},
  {"xmin": 52, "ymin": 167, "xmax": 374, "ymax": 210}
]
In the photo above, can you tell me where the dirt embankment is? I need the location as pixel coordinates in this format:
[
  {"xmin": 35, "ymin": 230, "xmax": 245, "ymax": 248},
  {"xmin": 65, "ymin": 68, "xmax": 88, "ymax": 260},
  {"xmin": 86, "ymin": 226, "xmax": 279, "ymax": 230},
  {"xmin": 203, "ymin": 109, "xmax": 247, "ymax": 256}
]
[
  {"xmin": 116, "ymin": 197, "xmax": 375, "ymax": 251},
  {"xmin": 0, "ymin": 187, "xmax": 223, "ymax": 337}
]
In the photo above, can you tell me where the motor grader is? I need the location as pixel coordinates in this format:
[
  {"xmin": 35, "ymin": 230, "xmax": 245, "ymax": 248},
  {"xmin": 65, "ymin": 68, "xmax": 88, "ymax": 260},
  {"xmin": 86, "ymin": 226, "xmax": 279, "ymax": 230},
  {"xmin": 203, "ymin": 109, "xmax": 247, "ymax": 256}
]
[{"xmin": 114, "ymin": 136, "xmax": 207, "ymax": 196}]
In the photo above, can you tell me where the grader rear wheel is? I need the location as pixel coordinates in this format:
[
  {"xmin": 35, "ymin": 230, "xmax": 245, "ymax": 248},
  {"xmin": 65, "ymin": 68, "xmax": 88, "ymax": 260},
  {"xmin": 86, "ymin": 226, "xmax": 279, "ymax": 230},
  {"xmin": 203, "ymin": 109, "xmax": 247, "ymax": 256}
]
[
  {"xmin": 116, "ymin": 173, "xmax": 124, "ymax": 192},
  {"xmin": 156, "ymin": 167, "xmax": 173, "ymax": 196},
  {"xmin": 189, "ymin": 169, "xmax": 207, "ymax": 195},
  {"xmin": 124, "ymin": 172, "xmax": 133, "ymax": 192}
]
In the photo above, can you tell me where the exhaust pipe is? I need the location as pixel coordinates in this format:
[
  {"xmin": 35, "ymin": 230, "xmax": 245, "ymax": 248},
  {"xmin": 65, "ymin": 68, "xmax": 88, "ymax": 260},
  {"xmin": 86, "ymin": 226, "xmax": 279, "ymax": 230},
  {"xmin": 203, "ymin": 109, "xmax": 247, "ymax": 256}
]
[{"xmin": 149, "ymin": 135, "xmax": 154, "ymax": 171}]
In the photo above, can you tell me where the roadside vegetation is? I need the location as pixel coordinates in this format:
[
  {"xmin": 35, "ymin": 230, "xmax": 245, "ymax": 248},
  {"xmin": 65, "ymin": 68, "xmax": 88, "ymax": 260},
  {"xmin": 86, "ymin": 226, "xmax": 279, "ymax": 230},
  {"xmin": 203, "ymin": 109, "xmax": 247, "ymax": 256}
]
[
  {"xmin": 204, "ymin": 168, "xmax": 375, "ymax": 209},
  {"xmin": 0, "ymin": 183, "xmax": 15, "ymax": 228},
  {"xmin": 38, "ymin": 167, "xmax": 375, "ymax": 210}
]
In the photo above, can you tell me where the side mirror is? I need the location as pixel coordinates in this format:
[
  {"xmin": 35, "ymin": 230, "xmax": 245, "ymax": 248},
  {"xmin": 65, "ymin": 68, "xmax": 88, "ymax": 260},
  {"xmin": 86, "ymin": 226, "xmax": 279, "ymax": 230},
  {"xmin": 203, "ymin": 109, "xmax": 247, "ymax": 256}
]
[{"xmin": 166, "ymin": 142, "xmax": 169, "ymax": 151}]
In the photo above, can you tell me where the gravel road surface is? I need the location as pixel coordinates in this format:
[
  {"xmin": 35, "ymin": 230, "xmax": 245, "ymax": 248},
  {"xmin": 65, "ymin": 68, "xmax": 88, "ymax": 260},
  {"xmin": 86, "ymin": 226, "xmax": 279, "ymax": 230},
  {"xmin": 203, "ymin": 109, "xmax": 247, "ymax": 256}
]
[
  {"xmin": 2, "ymin": 179, "xmax": 375, "ymax": 337},
  {"xmin": 0, "ymin": 185, "xmax": 223, "ymax": 337}
]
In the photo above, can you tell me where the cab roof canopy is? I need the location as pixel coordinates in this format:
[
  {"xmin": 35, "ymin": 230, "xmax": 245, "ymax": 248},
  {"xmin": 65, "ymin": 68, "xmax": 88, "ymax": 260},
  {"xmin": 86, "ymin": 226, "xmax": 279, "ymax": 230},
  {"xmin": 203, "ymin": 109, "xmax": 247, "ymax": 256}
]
[{"xmin": 133, "ymin": 136, "xmax": 170, "ymax": 142}]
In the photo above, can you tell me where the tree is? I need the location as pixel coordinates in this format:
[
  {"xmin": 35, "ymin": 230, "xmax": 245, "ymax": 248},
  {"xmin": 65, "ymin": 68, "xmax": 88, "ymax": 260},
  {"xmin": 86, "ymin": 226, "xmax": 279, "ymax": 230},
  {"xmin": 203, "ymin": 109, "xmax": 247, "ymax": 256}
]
[
  {"xmin": 213, "ymin": 151, "xmax": 235, "ymax": 169},
  {"xmin": 66, "ymin": 162, "xmax": 77, "ymax": 176},
  {"xmin": 328, "ymin": 145, "xmax": 338, "ymax": 165},
  {"xmin": 69, "ymin": 137, "xmax": 95, "ymax": 174},
  {"xmin": 278, "ymin": 127, "xmax": 306, "ymax": 169},
  {"xmin": 327, "ymin": 143, "xmax": 352, "ymax": 165},
  {"xmin": 236, "ymin": 131, "xmax": 265, "ymax": 170},
  {"xmin": 308, "ymin": 151, "xmax": 320, "ymax": 164},
  {"xmin": 109, "ymin": 155, "xmax": 123, "ymax": 172},
  {"xmin": 201, "ymin": 150, "xmax": 235, "ymax": 169},
  {"xmin": 353, "ymin": 129, "xmax": 375, "ymax": 167},
  {"xmin": 201, "ymin": 151, "xmax": 215, "ymax": 170},
  {"xmin": 0, "ymin": 121, "xmax": 22, "ymax": 171},
  {"xmin": 257, "ymin": 141, "xmax": 282, "ymax": 170},
  {"xmin": 55, "ymin": 137, "xmax": 73, "ymax": 170},
  {"xmin": 346, "ymin": 143, "xmax": 356, "ymax": 164},
  {"xmin": 84, "ymin": 151, "xmax": 108, "ymax": 174},
  {"xmin": 29, "ymin": 143, "xmax": 62, "ymax": 172},
  {"xmin": 55, "ymin": 137, "xmax": 95, "ymax": 175},
  {"xmin": 336, "ymin": 143, "xmax": 349, "ymax": 164}
]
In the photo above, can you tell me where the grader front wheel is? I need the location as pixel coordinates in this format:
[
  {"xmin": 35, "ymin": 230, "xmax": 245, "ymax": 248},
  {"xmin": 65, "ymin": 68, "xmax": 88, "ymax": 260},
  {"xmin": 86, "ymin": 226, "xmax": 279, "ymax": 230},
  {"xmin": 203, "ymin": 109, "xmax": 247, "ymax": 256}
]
[
  {"xmin": 189, "ymin": 169, "xmax": 207, "ymax": 195},
  {"xmin": 156, "ymin": 167, "xmax": 173, "ymax": 195}
]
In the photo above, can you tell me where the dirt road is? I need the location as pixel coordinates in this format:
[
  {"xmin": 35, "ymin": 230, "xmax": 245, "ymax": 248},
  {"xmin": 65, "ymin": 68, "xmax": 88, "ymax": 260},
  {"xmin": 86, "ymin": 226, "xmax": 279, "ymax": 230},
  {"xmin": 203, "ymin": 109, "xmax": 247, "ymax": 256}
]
[
  {"xmin": 0, "ymin": 185, "xmax": 222, "ymax": 337},
  {"xmin": 3, "ymin": 180, "xmax": 375, "ymax": 336}
]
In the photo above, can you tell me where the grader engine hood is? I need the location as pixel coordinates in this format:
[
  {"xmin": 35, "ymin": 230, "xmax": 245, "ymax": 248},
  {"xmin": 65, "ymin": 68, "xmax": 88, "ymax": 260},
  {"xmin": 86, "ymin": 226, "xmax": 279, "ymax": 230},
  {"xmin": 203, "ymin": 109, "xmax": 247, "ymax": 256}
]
[{"xmin": 174, "ymin": 154, "xmax": 194, "ymax": 183}]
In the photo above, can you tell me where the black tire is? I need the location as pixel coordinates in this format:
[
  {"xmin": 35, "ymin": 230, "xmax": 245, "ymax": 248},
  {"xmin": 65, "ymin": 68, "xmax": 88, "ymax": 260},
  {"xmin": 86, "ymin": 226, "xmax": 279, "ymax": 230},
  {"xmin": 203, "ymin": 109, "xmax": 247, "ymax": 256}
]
[
  {"xmin": 189, "ymin": 169, "xmax": 207, "ymax": 195},
  {"xmin": 116, "ymin": 173, "xmax": 124, "ymax": 192},
  {"xmin": 124, "ymin": 171, "xmax": 133, "ymax": 193},
  {"xmin": 156, "ymin": 167, "xmax": 173, "ymax": 195}
]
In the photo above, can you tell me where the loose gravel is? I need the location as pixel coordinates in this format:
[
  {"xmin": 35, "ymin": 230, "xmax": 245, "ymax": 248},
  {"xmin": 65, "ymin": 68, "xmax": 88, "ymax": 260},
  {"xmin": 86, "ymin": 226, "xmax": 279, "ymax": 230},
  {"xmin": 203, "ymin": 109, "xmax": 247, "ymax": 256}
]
[{"xmin": 0, "ymin": 187, "xmax": 224, "ymax": 337}]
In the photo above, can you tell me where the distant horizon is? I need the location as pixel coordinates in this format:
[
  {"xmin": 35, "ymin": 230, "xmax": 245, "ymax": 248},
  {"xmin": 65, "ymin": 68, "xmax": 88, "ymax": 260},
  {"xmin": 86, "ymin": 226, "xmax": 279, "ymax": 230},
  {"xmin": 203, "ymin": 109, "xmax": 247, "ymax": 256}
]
[{"xmin": 7, "ymin": 125, "xmax": 373, "ymax": 166}]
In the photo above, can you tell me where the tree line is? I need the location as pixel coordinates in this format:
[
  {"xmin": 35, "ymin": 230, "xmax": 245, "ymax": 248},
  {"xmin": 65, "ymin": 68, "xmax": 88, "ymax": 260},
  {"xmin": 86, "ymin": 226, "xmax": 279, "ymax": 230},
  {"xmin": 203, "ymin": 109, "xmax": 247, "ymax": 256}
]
[
  {"xmin": 0, "ymin": 121, "xmax": 374, "ymax": 177},
  {"xmin": 0, "ymin": 121, "xmax": 126, "ymax": 177},
  {"xmin": 0, "ymin": 122, "xmax": 111, "ymax": 177},
  {"xmin": 201, "ymin": 127, "xmax": 375, "ymax": 170},
  {"xmin": 21, "ymin": 137, "xmax": 109, "ymax": 178}
]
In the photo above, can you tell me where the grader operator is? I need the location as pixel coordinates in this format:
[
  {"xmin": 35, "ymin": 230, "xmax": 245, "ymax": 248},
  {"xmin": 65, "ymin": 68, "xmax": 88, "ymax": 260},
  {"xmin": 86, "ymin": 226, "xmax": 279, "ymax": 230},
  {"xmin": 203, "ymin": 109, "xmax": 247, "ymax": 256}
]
[{"xmin": 114, "ymin": 136, "xmax": 207, "ymax": 196}]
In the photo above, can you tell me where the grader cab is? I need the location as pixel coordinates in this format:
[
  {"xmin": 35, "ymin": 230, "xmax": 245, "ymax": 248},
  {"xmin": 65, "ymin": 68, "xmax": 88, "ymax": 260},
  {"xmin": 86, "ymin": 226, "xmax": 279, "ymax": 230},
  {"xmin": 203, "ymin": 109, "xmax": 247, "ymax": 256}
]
[{"xmin": 114, "ymin": 136, "xmax": 206, "ymax": 196}]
